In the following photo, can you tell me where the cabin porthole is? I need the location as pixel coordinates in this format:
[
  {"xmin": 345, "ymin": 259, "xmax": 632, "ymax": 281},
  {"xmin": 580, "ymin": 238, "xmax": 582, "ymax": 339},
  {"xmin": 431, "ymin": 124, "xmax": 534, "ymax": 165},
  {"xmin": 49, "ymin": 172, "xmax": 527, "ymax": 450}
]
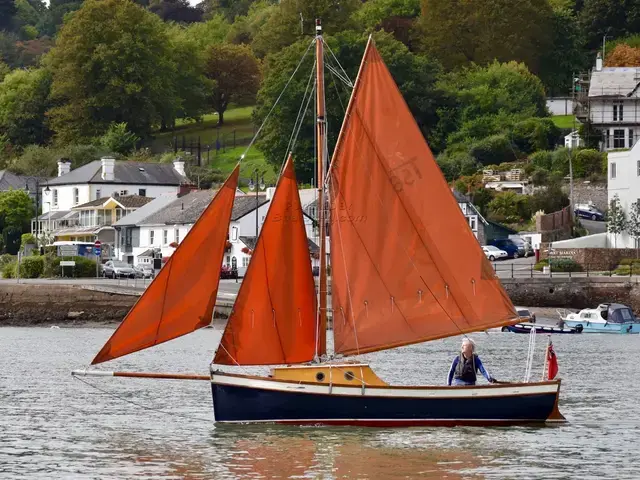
[
  {"xmin": 315, "ymin": 372, "xmax": 325, "ymax": 382},
  {"xmin": 344, "ymin": 371, "xmax": 355, "ymax": 381}
]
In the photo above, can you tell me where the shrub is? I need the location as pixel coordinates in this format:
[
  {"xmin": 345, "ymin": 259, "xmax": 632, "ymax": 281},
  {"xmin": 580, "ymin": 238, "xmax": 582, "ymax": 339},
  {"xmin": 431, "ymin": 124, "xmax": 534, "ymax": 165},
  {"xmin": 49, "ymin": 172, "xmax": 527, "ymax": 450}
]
[
  {"xmin": 21, "ymin": 233, "xmax": 36, "ymax": 248},
  {"xmin": 44, "ymin": 256, "xmax": 97, "ymax": 278},
  {"xmin": 534, "ymin": 258, "xmax": 582, "ymax": 272},
  {"xmin": 530, "ymin": 150, "xmax": 552, "ymax": 170},
  {"xmin": 0, "ymin": 253, "xmax": 15, "ymax": 268},
  {"xmin": 469, "ymin": 134, "xmax": 518, "ymax": 165},
  {"xmin": 2, "ymin": 260, "xmax": 16, "ymax": 278},
  {"xmin": 17, "ymin": 256, "xmax": 44, "ymax": 278}
]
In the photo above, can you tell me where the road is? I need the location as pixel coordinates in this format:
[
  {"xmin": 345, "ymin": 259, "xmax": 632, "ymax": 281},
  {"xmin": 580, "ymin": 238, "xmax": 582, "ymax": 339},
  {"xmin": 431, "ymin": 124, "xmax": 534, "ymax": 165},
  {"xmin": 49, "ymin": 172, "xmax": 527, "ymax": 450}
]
[{"xmin": 581, "ymin": 219, "xmax": 607, "ymax": 234}]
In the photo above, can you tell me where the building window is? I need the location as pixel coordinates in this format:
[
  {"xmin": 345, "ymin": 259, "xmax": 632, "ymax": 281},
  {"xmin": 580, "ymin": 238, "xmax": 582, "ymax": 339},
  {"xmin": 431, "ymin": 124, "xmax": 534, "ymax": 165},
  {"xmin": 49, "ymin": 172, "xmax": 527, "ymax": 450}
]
[
  {"xmin": 613, "ymin": 101, "xmax": 624, "ymax": 121},
  {"xmin": 605, "ymin": 130, "xmax": 610, "ymax": 149},
  {"xmin": 139, "ymin": 189, "xmax": 146, "ymax": 196},
  {"xmin": 175, "ymin": 228, "xmax": 180, "ymax": 243},
  {"xmin": 630, "ymin": 129, "xmax": 634, "ymax": 148},
  {"xmin": 226, "ymin": 255, "xmax": 230, "ymax": 266},
  {"xmin": 125, "ymin": 228, "xmax": 132, "ymax": 247},
  {"xmin": 614, "ymin": 129, "xmax": 625, "ymax": 148},
  {"xmin": 469, "ymin": 216, "xmax": 477, "ymax": 231},
  {"xmin": 611, "ymin": 162, "xmax": 617, "ymax": 179},
  {"xmin": 242, "ymin": 257, "xmax": 249, "ymax": 267},
  {"xmin": 120, "ymin": 190, "xmax": 128, "ymax": 196},
  {"xmin": 150, "ymin": 230, "xmax": 155, "ymax": 245},
  {"xmin": 72, "ymin": 187, "xmax": 79, "ymax": 205},
  {"xmin": 460, "ymin": 203, "xmax": 467, "ymax": 215},
  {"xmin": 637, "ymin": 160, "xmax": 640, "ymax": 177},
  {"xmin": 96, "ymin": 189, "xmax": 101, "ymax": 200},
  {"xmin": 163, "ymin": 229, "xmax": 168, "ymax": 245},
  {"xmin": 52, "ymin": 189, "xmax": 58, "ymax": 207},
  {"xmin": 231, "ymin": 226, "xmax": 238, "ymax": 241}
]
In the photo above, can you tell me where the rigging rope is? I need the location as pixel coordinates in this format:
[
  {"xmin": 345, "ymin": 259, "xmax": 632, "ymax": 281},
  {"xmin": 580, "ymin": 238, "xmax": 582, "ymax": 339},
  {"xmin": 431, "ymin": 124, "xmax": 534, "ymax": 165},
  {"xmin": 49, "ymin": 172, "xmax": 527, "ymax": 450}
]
[
  {"xmin": 523, "ymin": 326, "xmax": 537, "ymax": 382},
  {"xmin": 322, "ymin": 39, "xmax": 354, "ymax": 88}
]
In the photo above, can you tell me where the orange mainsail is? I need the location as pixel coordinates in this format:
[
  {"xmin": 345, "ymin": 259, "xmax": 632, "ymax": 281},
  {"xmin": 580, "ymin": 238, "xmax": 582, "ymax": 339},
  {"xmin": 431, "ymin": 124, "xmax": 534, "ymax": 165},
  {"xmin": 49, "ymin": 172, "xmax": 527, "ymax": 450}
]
[
  {"xmin": 214, "ymin": 155, "xmax": 317, "ymax": 365},
  {"xmin": 329, "ymin": 41, "xmax": 518, "ymax": 357},
  {"xmin": 91, "ymin": 166, "xmax": 240, "ymax": 364}
]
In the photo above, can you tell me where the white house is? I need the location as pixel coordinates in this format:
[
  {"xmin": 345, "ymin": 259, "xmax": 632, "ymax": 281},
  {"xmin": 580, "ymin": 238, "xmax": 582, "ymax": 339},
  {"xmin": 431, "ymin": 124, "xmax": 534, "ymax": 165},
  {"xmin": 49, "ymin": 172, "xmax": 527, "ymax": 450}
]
[
  {"xmin": 607, "ymin": 141, "xmax": 640, "ymax": 247},
  {"xmin": 577, "ymin": 56, "xmax": 640, "ymax": 151},
  {"xmin": 40, "ymin": 157, "xmax": 189, "ymax": 214},
  {"xmin": 131, "ymin": 188, "xmax": 317, "ymax": 275},
  {"xmin": 564, "ymin": 131, "xmax": 584, "ymax": 149}
]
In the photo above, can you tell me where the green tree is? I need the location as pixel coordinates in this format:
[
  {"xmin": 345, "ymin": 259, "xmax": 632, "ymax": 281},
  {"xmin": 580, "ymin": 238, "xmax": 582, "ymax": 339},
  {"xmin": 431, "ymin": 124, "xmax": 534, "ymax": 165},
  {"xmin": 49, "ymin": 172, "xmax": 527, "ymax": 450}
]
[
  {"xmin": 226, "ymin": 1, "xmax": 277, "ymax": 46},
  {"xmin": 627, "ymin": 200, "xmax": 640, "ymax": 256},
  {"xmin": 608, "ymin": 194, "xmax": 626, "ymax": 248},
  {"xmin": 0, "ymin": 68, "xmax": 52, "ymax": 148},
  {"xmin": 352, "ymin": 0, "xmax": 420, "ymax": 45},
  {"xmin": 0, "ymin": 0, "xmax": 18, "ymax": 31},
  {"xmin": 470, "ymin": 187, "xmax": 495, "ymax": 217},
  {"xmin": 529, "ymin": 183, "xmax": 569, "ymax": 214},
  {"xmin": 149, "ymin": 0, "xmax": 203, "ymax": 24},
  {"xmin": 205, "ymin": 43, "xmax": 261, "ymax": 125},
  {"xmin": 487, "ymin": 191, "xmax": 531, "ymax": 224},
  {"xmin": 99, "ymin": 122, "xmax": 140, "ymax": 156},
  {"xmin": 251, "ymin": 0, "xmax": 361, "ymax": 57},
  {"xmin": 182, "ymin": 14, "xmax": 230, "ymax": 50},
  {"xmin": 255, "ymin": 30, "xmax": 443, "ymax": 183},
  {"xmin": 416, "ymin": 0, "xmax": 554, "ymax": 74},
  {"xmin": 0, "ymin": 61, "xmax": 10, "ymax": 82},
  {"xmin": 0, "ymin": 189, "xmax": 34, "ymax": 254},
  {"xmin": 579, "ymin": 0, "xmax": 640, "ymax": 49},
  {"xmin": 575, "ymin": 148, "xmax": 605, "ymax": 177},
  {"xmin": 46, "ymin": 0, "xmax": 183, "ymax": 143}
]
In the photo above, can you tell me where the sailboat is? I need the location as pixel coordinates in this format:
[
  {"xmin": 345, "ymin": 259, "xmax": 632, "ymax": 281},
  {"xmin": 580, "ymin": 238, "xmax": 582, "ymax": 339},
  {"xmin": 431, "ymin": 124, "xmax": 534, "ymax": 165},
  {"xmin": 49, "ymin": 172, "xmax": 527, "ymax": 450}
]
[{"xmin": 73, "ymin": 21, "xmax": 565, "ymax": 426}]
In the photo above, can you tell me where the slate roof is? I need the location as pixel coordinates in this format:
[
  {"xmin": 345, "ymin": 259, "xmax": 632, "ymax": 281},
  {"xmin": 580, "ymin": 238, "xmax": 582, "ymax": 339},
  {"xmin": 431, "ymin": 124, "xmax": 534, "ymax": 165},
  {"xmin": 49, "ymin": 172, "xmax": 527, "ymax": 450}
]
[
  {"xmin": 0, "ymin": 171, "xmax": 49, "ymax": 192},
  {"xmin": 113, "ymin": 194, "xmax": 178, "ymax": 227},
  {"xmin": 240, "ymin": 236, "xmax": 319, "ymax": 253},
  {"xmin": 35, "ymin": 210, "xmax": 79, "ymax": 221},
  {"xmin": 589, "ymin": 67, "xmax": 640, "ymax": 98},
  {"xmin": 46, "ymin": 160, "xmax": 188, "ymax": 186},
  {"xmin": 140, "ymin": 190, "xmax": 268, "ymax": 226},
  {"xmin": 74, "ymin": 195, "xmax": 154, "ymax": 209}
]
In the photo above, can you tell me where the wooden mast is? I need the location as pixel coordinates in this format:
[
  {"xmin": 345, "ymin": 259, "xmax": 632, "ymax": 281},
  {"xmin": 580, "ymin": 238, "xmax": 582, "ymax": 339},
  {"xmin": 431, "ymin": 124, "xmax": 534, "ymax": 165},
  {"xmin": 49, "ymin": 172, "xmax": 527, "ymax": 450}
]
[{"xmin": 315, "ymin": 18, "xmax": 327, "ymax": 357}]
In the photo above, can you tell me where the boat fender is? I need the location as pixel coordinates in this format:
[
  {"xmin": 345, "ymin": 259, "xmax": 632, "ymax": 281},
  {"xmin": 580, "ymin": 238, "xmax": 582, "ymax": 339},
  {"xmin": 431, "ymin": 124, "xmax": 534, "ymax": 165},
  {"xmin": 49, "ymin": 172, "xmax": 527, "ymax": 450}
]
[
  {"xmin": 575, "ymin": 325, "xmax": 583, "ymax": 333},
  {"xmin": 627, "ymin": 325, "xmax": 633, "ymax": 333}
]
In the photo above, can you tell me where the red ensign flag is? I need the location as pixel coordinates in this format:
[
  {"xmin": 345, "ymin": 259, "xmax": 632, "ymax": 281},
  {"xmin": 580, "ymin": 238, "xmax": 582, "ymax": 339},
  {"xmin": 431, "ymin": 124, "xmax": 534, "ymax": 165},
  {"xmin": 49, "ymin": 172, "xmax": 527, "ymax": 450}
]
[{"xmin": 547, "ymin": 341, "xmax": 559, "ymax": 380}]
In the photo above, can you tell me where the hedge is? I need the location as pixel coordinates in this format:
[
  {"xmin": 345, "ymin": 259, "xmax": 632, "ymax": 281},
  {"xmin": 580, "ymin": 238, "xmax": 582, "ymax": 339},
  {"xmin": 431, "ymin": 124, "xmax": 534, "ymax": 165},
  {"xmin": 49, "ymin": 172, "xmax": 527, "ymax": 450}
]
[
  {"xmin": 534, "ymin": 258, "xmax": 583, "ymax": 272},
  {"xmin": 2, "ymin": 255, "xmax": 98, "ymax": 278}
]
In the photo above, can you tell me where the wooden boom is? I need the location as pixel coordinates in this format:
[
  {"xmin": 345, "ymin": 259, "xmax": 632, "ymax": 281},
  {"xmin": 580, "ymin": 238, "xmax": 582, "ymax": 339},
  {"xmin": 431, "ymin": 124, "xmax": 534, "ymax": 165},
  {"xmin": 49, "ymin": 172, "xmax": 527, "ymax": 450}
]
[{"xmin": 71, "ymin": 370, "xmax": 209, "ymax": 381}]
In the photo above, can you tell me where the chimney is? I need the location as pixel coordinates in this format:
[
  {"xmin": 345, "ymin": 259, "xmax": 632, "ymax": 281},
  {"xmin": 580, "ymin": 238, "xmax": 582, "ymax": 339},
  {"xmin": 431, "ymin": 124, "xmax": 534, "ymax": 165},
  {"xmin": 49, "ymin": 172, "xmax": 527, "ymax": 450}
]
[
  {"xmin": 57, "ymin": 158, "xmax": 71, "ymax": 177},
  {"xmin": 596, "ymin": 51, "xmax": 603, "ymax": 72},
  {"xmin": 173, "ymin": 158, "xmax": 186, "ymax": 177},
  {"xmin": 265, "ymin": 187, "xmax": 276, "ymax": 201},
  {"xmin": 178, "ymin": 183, "xmax": 196, "ymax": 197},
  {"xmin": 101, "ymin": 157, "xmax": 115, "ymax": 181}
]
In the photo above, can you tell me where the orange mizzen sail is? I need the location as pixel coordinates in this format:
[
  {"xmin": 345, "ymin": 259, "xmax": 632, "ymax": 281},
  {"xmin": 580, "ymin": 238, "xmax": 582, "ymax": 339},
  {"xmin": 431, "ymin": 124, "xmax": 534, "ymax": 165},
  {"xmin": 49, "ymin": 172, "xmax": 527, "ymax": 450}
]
[
  {"xmin": 91, "ymin": 165, "xmax": 240, "ymax": 365},
  {"xmin": 328, "ymin": 41, "xmax": 518, "ymax": 357},
  {"xmin": 214, "ymin": 155, "xmax": 317, "ymax": 365}
]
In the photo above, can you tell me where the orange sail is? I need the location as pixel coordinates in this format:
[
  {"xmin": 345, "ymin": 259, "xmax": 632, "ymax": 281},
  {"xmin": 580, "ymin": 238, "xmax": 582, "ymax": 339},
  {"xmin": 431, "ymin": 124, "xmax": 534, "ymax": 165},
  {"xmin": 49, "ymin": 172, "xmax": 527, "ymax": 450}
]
[
  {"xmin": 329, "ymin": 41, "xmax": 518, "ymax": 357},
  {"xmin": 214, "ymin": 155, "xmax": 317, "ymax": 365},
  {"xmin": 91, "ymin": 166, "xmax": 240, "ymax": 364}
]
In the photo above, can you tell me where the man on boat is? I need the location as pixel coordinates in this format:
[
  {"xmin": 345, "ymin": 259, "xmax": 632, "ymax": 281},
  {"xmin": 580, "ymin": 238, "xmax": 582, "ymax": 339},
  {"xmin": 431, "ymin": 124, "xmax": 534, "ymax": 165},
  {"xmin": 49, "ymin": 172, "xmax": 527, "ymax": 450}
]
[{"xmin": 447, "ymin": 338, "xmax": 497, "ymax": 386}]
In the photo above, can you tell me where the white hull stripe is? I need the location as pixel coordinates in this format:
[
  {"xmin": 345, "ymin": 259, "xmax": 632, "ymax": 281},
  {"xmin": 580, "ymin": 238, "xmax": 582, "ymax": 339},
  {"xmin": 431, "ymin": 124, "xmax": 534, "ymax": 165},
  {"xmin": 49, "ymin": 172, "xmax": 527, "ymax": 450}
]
[{"xmin": 211, "ymin": 374, "xmax": 559, "ymax": 399}]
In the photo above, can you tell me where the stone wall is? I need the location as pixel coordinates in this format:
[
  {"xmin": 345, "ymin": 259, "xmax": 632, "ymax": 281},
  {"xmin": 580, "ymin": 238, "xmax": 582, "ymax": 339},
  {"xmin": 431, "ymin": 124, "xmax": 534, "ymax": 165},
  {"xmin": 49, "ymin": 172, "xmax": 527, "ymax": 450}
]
[
  {"xmin": 540, "ymin": 245, "xmax": 637, "ymax": 270},
  {"xmin": 501, "ymin": 277, "xmax": 640, "ymax": 311},
  {"xmin": 570, "ymin": 182, "xmax": 608, "ymax": 212}
]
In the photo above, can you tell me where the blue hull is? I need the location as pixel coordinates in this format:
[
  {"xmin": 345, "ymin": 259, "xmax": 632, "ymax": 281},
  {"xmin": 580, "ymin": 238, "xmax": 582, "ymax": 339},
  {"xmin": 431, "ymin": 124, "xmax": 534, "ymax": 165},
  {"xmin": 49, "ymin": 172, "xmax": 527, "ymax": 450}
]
[
  {"xmin": 211, "ymin": 374, "xmax": 563, "ymax": 427},
  {"xmin": 564, "ymin": 320, "xmax": 640, "ymax": 334},
  {"xmin": 504, "ymin": 324, "xmax": 580, "ymax": 334}
]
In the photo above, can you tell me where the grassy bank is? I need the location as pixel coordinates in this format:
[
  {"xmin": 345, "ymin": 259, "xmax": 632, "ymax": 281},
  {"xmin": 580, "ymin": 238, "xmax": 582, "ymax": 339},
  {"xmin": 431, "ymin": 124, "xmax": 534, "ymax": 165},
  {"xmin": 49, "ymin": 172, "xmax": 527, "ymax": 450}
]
[{"xmin": 551, "ymin": 115, "xmax": 577, "ymax": 129}]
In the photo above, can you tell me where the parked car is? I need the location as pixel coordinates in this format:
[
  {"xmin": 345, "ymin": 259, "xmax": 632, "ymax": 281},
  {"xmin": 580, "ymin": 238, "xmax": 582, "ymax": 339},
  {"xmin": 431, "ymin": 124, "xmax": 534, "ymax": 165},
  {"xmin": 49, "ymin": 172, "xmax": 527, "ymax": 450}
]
[
  {"xmin": 515, "ymin": 306, "xmax": 537, "ymax": 323},
  {"xmin": 220, "ymin": 265, "xmax": 237, "ymax": 279},
  {"xmin": 134, "ymin": 265, "xmax": 154, "ymax": 279},
  {"xmin": 574, "ymin": 203, "xmax": 605, "ymax": 221},
  {"xmin": 508, "ymin": 236, "xmax": 533, "ymax": 257},
  {"xmin": 102, "ymin": 260, "xmax": 136, "ymax": 279},
  {"xmin": 482, "ymin": 245, "xmax": 508, "ymax": 261},
  {"xmin": 490, "ymin": 238, "xmax": 523, "ymax": 258}
]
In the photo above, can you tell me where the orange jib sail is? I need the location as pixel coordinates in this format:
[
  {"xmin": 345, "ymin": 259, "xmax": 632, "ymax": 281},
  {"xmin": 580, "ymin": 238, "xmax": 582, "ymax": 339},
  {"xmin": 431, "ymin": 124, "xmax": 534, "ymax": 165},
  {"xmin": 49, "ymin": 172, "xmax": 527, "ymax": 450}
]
[
  {"xmin": 214, "ymin": 156, "xmax": 317, "ymax": 365},
  {"xmin": 91, "ymin": 166, "xmax": 240, "ymax": 365},
  {"xmin": 329, "ymin": 41, "xmax": 518, "ymax": 357}
]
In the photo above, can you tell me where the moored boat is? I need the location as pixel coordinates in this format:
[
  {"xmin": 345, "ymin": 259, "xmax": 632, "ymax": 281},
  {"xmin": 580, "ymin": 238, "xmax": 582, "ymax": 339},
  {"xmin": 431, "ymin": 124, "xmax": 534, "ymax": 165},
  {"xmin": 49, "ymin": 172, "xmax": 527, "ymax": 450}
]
[
  {"xmin": 561, "ymin": 303, "xmax": 640, "ymax": 334},
  {"xmin": 502, "ymin": 323, "xmax": 581, "ymax": 334}
]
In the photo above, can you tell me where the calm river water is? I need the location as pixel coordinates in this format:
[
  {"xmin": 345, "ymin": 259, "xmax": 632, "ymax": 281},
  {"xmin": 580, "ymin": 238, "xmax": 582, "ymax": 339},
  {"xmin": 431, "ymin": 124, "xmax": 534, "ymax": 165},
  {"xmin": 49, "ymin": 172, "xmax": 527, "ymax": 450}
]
[{"xmin": 1, "ymin": 326, "xmax": 639, "ymax": 479}]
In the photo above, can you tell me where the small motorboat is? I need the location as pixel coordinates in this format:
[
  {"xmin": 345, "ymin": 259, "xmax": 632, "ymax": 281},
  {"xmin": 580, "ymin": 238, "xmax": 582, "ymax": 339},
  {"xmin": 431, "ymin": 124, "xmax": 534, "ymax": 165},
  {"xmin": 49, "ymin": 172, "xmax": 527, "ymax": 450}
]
[
  {"xmin": 560, "ymin": 303, "xmax": 640, "ymax": 334},
  {"xmin": 502, "ymin": 323, "xmax": 582, "ymax": 334}
]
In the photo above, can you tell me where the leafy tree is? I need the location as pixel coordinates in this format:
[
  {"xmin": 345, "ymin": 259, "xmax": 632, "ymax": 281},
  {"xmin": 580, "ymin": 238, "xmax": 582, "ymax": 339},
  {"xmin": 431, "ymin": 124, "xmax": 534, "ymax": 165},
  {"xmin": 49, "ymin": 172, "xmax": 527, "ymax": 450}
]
[
  {"xmin": 574, "ymin": 149, "xmax": 604, "ymax": 176},
  {"xmin": 529, "ymin": 183, "xmax": 569, "ymax": 214},
  {"xmin": 0, "ymin": 61, "xmax": 9, "ymax": 81},
  {"xmin": 251, "ymin": 0, "xmax": 362, "ymax": 58},
  {"xmin": 579, "ymin": 0, "xmax": 640, "ymax": 49},
  {"xmin": 38, "ymin": 0, "xmax": 83, "ymax": 37},
  {"xmin": 416, "ymin": 0, "xmax": 554, "ymax": 74},
  {"xmin": 0, "ymin": 189, "xmax": 34, "ymax": 254},
  {"xmin": 537, "ymin": 8, "xmax": 587, "ymax": 96},
  {"xmin": 531, "ymin": 168, "xmax": 550, "ymax": 186},
  {"xmin": 605, "ymin": 44, "xmax": 640, "ymax": 66},
  {"xmin": 0, "ymin": 32, "xmax": 20, "ymax": 67},
  {"xmin": 352, "ymin": 0, "xmax": 420, "ymax": 45},
  {"xmin": 9, "ymin": 144, "xmax": 109, "ymax": 176},
  {"xmin": 203, "ymin": 0, "xmax": 256, "ymax": 21},
  {"xmin": 226, "ymin": 1, "xmax": 277, "ymax": 45},
  {"xmin": 470, "ymin": 187, "xmax": 495, "ymax": 217},
  {"xmin": 99, "ymin": 122, "xmax": 140, "ymax": 156},
  {"xmin": 46, "ymin": 0, "xmax": 185, "ymax": 143},
  {"xmin": 487, "ymin": 191, "xmax": 531, "ymax": 224},
  {"xmin": 608, "ymin": 194, "xmax": 627, "ymax": 248},
  {"xmin": 205, "ymin": 43, "xmax": 261, "ymax": 125},
  {"xmin": 0, "ymin": 0, "xmax": 18, "ymax": 31},
  {"xmin": 255, "ymin": 30, "xmax": 443, "ymax": 183},
  {"xmin": 0, "ymin": 68, "xmax": 52, "ymax": 147},
  {"xmin": 627, "ymin": 201, "xmax": 640, "ymax": 256},
  {"xmin": 468, "ymin": 134, "xmax": 518, "ymax": 166},
  {"xmin": 182, "ymin": 14, "xmax": 230, "ymax": 50},
  {"xmin": 14, "ymin": 38, "xmax": 53, "ymax": 68},
  {"xmin": 149, "ymin": 0, "xmax": 203, "ymax": 24},
  {"xmin": 511, "ymin": 118, "xmax": 560, "ymax": 154}
]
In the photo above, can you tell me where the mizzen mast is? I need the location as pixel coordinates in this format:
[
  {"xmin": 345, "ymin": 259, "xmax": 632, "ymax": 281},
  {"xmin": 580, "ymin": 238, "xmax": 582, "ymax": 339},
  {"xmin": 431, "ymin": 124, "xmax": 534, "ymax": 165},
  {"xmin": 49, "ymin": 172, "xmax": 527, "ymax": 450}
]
[{"xmin": 315, "ymin": 18, "xmax": 328, "ymax": 358}]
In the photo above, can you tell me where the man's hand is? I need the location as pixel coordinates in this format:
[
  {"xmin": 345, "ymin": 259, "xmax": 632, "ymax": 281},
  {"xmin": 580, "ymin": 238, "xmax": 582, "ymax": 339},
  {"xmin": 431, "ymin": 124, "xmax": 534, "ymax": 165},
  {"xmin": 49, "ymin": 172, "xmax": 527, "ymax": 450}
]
[{"xmin": 489, "ymin": 377, "xmax": 498, "ymax": 384}]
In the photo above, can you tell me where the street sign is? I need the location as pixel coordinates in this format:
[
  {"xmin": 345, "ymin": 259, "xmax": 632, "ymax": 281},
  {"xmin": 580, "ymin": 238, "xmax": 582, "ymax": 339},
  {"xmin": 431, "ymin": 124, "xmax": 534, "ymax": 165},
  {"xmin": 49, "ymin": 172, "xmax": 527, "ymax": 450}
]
[
  {"xmin": 60, "ymin": 260, "xmax": 76, "ymax": 267},
  {"xmin": 94, "ymin": 240, "xmax": 101, "ymax": 247},
  {"xmin": 94, "ymin": 240, "xmax": 102, "ymax": 256},
  {"xmin": 58, "ymin": 245, "xmax": 78, "ymax": 257}
]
